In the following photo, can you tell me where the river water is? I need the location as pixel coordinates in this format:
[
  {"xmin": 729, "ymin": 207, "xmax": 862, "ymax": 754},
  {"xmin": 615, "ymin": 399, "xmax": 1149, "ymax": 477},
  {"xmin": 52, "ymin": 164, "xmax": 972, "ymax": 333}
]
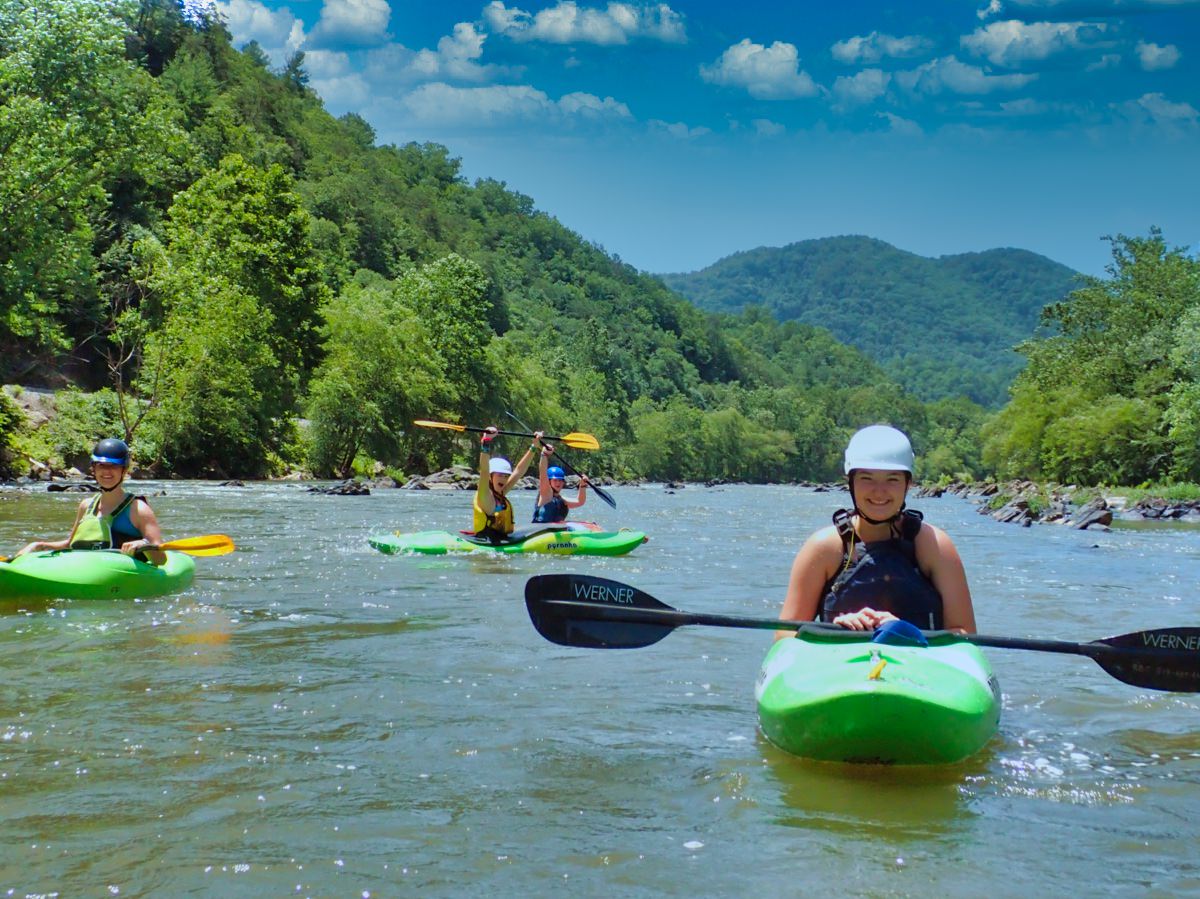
[{"xmin": 1, "ymin": 482, "xmax": 1198, "ymax": 897}]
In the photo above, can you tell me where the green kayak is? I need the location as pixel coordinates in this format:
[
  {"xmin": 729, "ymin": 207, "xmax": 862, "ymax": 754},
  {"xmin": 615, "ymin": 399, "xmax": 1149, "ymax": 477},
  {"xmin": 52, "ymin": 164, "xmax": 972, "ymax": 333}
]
[
  {"xmin": 369, "ymin": 525, "xmax": 648, "ymax": 557},
  {"xmin": 0, "ymin": 549, "xmax": 196, "ymax": 601},
  {"xmin": 756, "ymin": 628, "xmax": 1001, "ymax": 764}
]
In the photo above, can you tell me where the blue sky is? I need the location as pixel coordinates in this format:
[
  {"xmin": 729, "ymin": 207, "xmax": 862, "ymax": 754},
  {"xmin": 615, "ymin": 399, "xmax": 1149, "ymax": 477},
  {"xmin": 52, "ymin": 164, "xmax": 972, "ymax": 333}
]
[{"xmin": 212, "ymin": 0, "xmax": 1199, "ymax": 275}]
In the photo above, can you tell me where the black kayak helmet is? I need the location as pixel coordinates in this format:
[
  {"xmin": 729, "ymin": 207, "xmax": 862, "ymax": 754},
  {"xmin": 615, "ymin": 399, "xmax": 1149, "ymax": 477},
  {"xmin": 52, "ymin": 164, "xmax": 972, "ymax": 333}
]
[{"xmin": 91, "ymin": 437, "xmax": 130, "ymax": 466}]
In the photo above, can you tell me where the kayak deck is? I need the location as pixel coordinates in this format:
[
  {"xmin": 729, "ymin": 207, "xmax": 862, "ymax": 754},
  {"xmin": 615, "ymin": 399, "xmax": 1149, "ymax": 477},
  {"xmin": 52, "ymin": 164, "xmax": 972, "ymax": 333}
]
[
  {"xmin": 756, "ymin": 629, "xmax": 1001, "ymax": 765},
  {"xmin": 370, "ymin": 526, "xmax": 647, "ymax": 557},
  {"xmin": 0, "ymin": 550, "xmax": 196, "ymax": 601}
]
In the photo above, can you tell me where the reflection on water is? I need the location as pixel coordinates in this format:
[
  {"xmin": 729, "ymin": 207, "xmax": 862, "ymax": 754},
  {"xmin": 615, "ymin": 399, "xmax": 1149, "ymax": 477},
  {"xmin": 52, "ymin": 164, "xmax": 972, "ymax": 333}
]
[
  {"xmin": 1, "ymin": 482, "xmax": 1199, "ymax": 895},
  {"xmin": 759, "ymin": 736, "xmax": 978, "ymax": 835}
]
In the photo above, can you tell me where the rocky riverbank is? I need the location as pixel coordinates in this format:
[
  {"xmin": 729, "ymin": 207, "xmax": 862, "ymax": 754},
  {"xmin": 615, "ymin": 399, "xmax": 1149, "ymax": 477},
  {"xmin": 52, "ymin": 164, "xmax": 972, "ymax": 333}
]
[{"xmin": 917, "ymin": 481, "xmax": 1200, "ymax": 529}]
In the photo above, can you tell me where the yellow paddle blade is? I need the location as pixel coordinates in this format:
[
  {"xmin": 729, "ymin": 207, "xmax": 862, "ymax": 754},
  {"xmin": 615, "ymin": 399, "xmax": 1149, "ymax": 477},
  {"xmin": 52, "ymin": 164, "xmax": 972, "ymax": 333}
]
[
  {"xmin": 155, "ymin": 534, "xmax": 235, "ymax": 556},
  {"xmin": 412, "ymin": 419, "xmax": 467, "ymax": 432},
  {"xmin": 560, "ymin": 432, "xmax": 600, "ymax": 451}
]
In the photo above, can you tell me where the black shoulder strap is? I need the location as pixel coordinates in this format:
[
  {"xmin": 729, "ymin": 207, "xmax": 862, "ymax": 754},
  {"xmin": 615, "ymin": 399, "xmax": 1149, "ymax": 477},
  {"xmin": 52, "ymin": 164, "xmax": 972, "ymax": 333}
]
[
  {"xmin": 900, "ymin": 508, "xmax": 924, "ymax": 541},
  {"xmin": 831, "ymin": 508, "xmax": 855, "ymax": 565},
  {"xmin": 111, "ymin": 493, "xmax": 137, "ymax": 520},
  {"xmin": 831, "ymin": 508, "xmax": 854, "ymax": 543}
]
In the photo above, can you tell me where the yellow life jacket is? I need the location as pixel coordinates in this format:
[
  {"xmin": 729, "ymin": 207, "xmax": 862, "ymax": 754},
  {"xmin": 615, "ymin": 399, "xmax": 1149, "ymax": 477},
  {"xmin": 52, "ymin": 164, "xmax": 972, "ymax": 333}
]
[{"xmin": 473, "ymin": 491, "xmax": 514, "ymax": 536}]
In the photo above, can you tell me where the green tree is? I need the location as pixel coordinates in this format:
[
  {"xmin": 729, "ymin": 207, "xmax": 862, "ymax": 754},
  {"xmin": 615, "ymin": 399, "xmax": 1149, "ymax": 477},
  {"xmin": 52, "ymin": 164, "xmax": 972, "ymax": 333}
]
[
  {"xmin": 0, "ymin": 389, "xmax": 23, "ymax": 478},
  {"xmin": 159, "ymin": 154, "xmax": 329, "ymax": 397},
  {"xmin": 0, "ymin": 0, "xmax": 183, "ymax": 376},
  {"xmin": 305, "ymin": 275, "xmax": 444, "ymax": 477},
  {"xmin": 141, "ymin": 277, "xmax": 281, "ymax": 475},
  {"xmin": 986, "ymin": 231, "xmax": 1200, "ymax": 485}
]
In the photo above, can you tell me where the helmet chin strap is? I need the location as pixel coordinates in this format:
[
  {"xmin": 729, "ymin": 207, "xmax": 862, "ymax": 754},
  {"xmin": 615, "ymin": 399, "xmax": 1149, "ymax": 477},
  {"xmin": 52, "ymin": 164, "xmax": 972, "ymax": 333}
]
[
  {"xmin": 848, "ymin": 481, "xmax": 906, "ymax": 527},
  {"xmin": 856, "ymin": 507, "xmax": 902, "ymax": 526},
  {"xmin": 94, "ymin": 466, "xmax": 127, "ymax": 493}
]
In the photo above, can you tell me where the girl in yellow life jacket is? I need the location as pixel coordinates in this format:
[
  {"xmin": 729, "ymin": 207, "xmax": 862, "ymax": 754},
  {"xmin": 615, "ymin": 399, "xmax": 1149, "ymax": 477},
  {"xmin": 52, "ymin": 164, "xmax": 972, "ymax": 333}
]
[
  {"xmin": 473, "ymin": 426, "xmax": 541, "ymax": 542},
  {"xmin": 13, "ymin": 438, "xmax": 167, "ymax": 565}
]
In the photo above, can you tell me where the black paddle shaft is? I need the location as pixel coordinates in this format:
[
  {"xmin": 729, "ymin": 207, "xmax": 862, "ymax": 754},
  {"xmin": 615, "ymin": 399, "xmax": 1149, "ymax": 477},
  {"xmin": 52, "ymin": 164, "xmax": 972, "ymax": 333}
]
[
  {"xmin": 524, "ymin": 573, "xmax": 1200, "ymax": 692},
  {"xmin": 505, "ymin": 411, "xmax": 616, "ymax": 509}
]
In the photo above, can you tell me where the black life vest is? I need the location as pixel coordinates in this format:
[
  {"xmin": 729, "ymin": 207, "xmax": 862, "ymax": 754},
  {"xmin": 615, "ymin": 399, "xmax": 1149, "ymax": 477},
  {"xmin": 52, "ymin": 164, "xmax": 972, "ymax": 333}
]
[
  {"xmin": 820, "ymin": 508, "xmax": 944, "ymax": 630},
  {"xmin": 532, "ymin": 494, "xmax": 569, "ymax": 523}
]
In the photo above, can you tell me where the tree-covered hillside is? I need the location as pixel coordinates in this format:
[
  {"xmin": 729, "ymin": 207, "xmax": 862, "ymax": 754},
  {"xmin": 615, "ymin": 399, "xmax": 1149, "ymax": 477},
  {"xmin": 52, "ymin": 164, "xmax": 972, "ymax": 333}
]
[
  {"xmin": 0, "ymin": 0, "xmax": 986, "ymax": 484},
  {"xmin": 982, "ymin": 230, "xmax": 1200, "ymax": 487},
  {"xmin": 660, "ymin": 237, "xmax": 1079, "ymax": 407}
]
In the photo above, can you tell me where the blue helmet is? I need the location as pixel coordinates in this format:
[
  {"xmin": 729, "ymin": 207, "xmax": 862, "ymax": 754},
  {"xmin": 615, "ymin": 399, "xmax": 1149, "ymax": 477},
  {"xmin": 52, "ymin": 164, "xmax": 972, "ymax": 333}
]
[
  {"xmin": 91, "ymin": 437, "xmax": 130, "ymax": 466},
  {"xmin": 547, "ymin": 466, "xmax": 565, "ymax": 480}
]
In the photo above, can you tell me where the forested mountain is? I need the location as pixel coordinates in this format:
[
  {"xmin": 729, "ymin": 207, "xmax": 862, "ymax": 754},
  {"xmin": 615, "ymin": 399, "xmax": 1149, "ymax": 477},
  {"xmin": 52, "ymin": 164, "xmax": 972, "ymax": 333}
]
[
  {"xmin": 660, "ymin": 237, "xmax": 1079, "ymax": 407},
  {"xmin": 4, "ymin": 2, "xmax": 1187, "ymax": 490},
  {"xmin": 3, "ymin": 0, "xmax": 997, "ymax": 484}
]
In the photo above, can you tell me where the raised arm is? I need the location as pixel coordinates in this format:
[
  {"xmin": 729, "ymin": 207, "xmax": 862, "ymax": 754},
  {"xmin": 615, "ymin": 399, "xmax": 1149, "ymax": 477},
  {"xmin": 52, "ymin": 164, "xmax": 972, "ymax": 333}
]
[
  {"xmin": 476, "ymin": 426, "xmax": 498, "ymax": 510},
  {"xmin": 506, "ymin": 431, "xmax": 543, "ymax": 491},
  {"xmin": 565, "ymin": 475, "xmax": 588, "ymax": 510},
  {"xmin": 536, "ymin": 443, "xmax": 553, "ymax": 506}
]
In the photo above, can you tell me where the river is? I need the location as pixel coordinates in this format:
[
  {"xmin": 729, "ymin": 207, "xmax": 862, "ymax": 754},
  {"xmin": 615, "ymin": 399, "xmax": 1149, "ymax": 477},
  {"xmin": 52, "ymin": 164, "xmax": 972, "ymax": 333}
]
[{"xmin": 1, "ymin": 482, "xmax": 1198, "ymax": 897}]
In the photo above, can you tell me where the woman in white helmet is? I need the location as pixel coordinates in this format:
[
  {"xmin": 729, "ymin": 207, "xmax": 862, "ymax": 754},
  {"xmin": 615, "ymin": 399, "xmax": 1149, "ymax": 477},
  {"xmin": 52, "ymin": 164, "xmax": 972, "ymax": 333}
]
[
  {"xmin": 776, "ymin": 424, "xmax": 976, "ymax": 636},
  {"xmin": 473, "ymin": 425, "xmax": 542, "ymax": 542}
]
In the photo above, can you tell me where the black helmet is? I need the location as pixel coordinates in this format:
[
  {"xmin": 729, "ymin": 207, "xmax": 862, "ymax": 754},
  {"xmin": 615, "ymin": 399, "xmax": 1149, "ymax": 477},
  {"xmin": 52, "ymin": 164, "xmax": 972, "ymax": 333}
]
[{"xmin": 91, "ymin": 438, "xmax": 130, "ymax": 466}]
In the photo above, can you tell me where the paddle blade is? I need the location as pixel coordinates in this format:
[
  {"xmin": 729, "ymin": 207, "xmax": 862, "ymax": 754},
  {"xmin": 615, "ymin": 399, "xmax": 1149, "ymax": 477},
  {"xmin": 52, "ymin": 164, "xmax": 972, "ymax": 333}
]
[
  {"xmin": 525, "ymin": 573, "xmax": 676, "ymax": 649},
  {"xmin": 413, "ymin": 419, "xmax": 467, "ymax": 432},
  {"xmin": 1091, "ymin": 628, "xmax": 1200, "ymax": 692},
  {"xmin": 590, "ymin": 482, "xmax": 617, "ymax": 509},
  {"xmin": 560, "ymin": 432, "xmax": 600, "ymax": 451},
  {"xmin": 156, "ymin": 535, "xmax": 236, "ymax": 556}
]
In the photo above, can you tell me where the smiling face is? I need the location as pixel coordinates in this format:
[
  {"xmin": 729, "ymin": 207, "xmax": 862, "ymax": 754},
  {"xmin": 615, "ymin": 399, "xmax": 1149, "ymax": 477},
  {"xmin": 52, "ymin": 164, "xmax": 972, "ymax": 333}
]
[
  {"xmin": 90, "ymin": 461, "xmax": 126, "ymax": 489},
  {"xmin": 549, "ymin": 476, "xmax": 565, "ymax": 490},
  {"xmin": 490, "ymin": 472, "xmax": 508, "ymax": 494},
  {"xmin": 850, "ymin": 468, "xmax": 909, "ymax": 520}
]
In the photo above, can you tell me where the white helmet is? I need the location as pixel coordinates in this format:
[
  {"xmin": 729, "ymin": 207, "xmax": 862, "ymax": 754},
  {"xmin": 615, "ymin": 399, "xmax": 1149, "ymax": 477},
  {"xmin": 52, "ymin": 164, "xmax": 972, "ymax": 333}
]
[
  {"xmin": 843, "ymin": 425, "xmax": 914, "ymax": 475},
  {"xmin": 489, "ymin": 457, "xmax": 513, "ymax": 476}
]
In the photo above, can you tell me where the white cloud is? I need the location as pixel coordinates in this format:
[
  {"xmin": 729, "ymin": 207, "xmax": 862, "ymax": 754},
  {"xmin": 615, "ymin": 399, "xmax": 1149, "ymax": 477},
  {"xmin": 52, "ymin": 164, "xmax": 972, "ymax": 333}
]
[
  {"xmin": 1087, "ymin": 53, "xmax": 1121, "ymax": 71},
  {"xmin": 310, "ymin": 74, "xmax": 371, "ymax": 108},
  {"xmin": 879, "ymin": 112, "xmax": 923, "ymax": 136},
  {"xmin": 832, "ymin": 69, "xmax": 891, "ymax": 107},
  {"xmin": 1113, "ymin": 91, "xmax": 1199, "ymax": 132},
  {"xmin": 401, "ymin": 83, "xmax": 551, "ymax": 125},
  {"xmin": 998, "ymin": 97, "xmax": 1053, "ymax": 115},
  {"xmin": 397, "ymin": 83, "xmax": 633, "ymax": 128},
  {"xmin": 559, "ymin": 91, "xmax": 633, "ymax": 118},
  {"xmin": 700, "ymin": 39, "xmax": 820, "ymax": 100},
  {"xmin": 831, "ymin": 32, "xmax": 931, "ymax": 65},
  {"xmin": 895, "ymin": 55, "xmax": 1037, "ymax": 94},
  {"xmin": 308, "ymin": 0, "xmax": 391, "ymax": 48},
  {"xmin": 214, "ymin": 0, "xmax": 305, "ymax": 63},
  {"xmin": 648, "ymin": 119, "xmax": 712, "ymax": 139},
  {"xmin": 409, "ymin": 23, "xmax": 495, "ymax": 81},
  {"xmin": 482, "ymin": 1, "xmax": 530, "ymax": 34},
  {"xmin": 752, "ymin": 118, "xmax": 785, "ymax": 136},
  {"xmin": 985, "ymin": 0, "xmax": 1196, "ymax": 11},
  {"xmin": 977, "ymin": 0, "xmax": 1002, "ymax": 19},
  {"xmin": 484, "ymin": 1, "xmax": 686, "ymax": 45},
  {"xmin": 961, "ymin": 20, "xmax": 1107, "ymax": 67},
  {"xmin": 361, "ymin": 22, "xmax": 513, "ymax": 85},
  {"xmin": 1136, "ymin": 40, "xmax": 1181, "ymax": 70}
]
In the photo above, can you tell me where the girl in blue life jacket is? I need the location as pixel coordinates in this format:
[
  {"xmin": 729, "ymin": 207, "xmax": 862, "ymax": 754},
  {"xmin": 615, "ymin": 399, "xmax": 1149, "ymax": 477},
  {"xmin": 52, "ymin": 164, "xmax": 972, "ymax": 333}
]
[
  {"xmin": 473, "ymin": 426, "xmax": 542, "ymax": 542},
  {"xmin": 532, "ymin": 444, "xmax": 589, "ymax": 524},
  {"xmin": 14, "ymin": 438, "xmax": 167, "ymax": 565},
  {"xmin": 775, "ymin": 425, "xmax": 977, "ymax": 639}
]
